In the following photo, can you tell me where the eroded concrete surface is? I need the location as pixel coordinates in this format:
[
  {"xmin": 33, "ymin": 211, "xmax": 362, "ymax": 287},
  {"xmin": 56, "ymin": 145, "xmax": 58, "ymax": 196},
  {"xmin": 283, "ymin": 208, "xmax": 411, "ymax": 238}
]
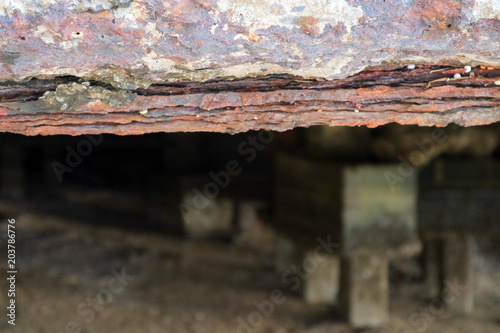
[{"xmin": 0, "ymin": 0, "xmax": 499, "ymax": 134}]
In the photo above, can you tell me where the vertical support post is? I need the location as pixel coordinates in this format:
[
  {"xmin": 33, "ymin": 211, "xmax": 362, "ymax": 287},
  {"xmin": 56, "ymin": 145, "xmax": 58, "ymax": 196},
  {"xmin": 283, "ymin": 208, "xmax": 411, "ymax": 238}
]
[
  {"xmin": 442, "ymin": 233, "xmax": 473, "ymax": 313},
  {"xmin": 274, "ymin": 236, "xmax": 298, "ymax": 274},
  {"xmin": 341, "ymin": 254, "xmax": 389, "ymax": 328},
  {"xmin": 423, "ymin": 236, "xmax": 443, "ymax": 299},
  {"xmin": 304, "ymin": 252, "xmax": 340, "ymax": 305},
  {"xmin": 180, "ymin": 177, "xmax": 234, "ymax": 239}
]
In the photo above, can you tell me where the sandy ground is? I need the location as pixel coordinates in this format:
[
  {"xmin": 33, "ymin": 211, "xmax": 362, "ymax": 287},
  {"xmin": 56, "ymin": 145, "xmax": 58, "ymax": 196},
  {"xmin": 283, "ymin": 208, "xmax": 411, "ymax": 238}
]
[{"xmin": 0, "ymin": 213, "xmax": 499, "ymax": 333}]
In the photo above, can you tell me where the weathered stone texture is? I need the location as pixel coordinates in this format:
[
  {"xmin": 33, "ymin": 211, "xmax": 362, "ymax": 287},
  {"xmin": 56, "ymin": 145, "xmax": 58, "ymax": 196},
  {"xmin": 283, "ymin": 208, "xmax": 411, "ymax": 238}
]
[{"xmin": 0, "ymin": 0, "xmax": 499, "ymax": 134}]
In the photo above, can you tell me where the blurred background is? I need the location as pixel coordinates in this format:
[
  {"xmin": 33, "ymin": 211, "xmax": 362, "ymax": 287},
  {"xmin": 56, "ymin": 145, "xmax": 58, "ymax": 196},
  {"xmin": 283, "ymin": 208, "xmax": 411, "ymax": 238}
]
[{"xmin": 0, "ymin": 123, "xmax": 499, "ymax": 332}]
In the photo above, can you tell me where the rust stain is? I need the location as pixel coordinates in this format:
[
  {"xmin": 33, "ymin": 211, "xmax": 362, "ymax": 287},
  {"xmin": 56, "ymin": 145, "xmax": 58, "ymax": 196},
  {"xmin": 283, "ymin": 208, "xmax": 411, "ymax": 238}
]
[
  {"xmin": 409, "ymin": 0, "xmax": 461, "ymax": 30},
  {"xmin": 0, "ymin": 67, "xmax": 499, "ymax": 135},
  {"xmin": 296, "ymin": 16, "xmax": 320, "ymax": 35},
  {"xmin": 0, "ymin": 0, "xmax": 499, "ymax": 135},
  {"xmin": 247, "ymin": 32, "xmax": 260, "ymax": 42}
]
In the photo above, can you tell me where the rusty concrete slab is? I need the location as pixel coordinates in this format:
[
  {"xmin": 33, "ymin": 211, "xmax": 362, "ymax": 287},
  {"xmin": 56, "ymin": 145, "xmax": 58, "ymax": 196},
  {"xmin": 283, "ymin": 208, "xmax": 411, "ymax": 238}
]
[{"xmin": 0, "ymin": 0, "xmax": 499, "ymax": 135}]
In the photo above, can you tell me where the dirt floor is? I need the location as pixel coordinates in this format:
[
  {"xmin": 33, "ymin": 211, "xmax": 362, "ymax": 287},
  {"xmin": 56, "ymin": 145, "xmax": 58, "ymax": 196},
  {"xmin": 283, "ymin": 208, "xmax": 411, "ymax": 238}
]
[{"xmin": 0, "ymin": 213, "xmax": 499, "ymax": 333}]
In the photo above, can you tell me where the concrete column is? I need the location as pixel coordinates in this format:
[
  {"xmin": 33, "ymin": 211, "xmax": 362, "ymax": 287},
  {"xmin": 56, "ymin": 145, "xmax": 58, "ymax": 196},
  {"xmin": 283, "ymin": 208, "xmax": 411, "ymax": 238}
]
[
  {"xmin": 442, "ymin": 233, "xmax": 473, "ymax": 313},
  {"xmin": 180, "ymin": 192, "xmax": 234, "ymax": 239},
  {"xmin": 274, "ymin": 157, "xmax": 420, "ymax": 329},
  {"xmin": 341, "ymin": 254, "xmax": 389, "ymax": 328},
  {"xmin": 1, "ymin": 145, "xmax": 25, "ymax": 199},
  {"xmin": 273, "ymin": 236, "xmax": 298, "ymax": 273},
  {"xmin": 423, "ymin": 237, "xmax": 443, "ymax": 299},
  {"xmin": 304, "ymin": 252, "xmax": 340, "ymax": 305}
]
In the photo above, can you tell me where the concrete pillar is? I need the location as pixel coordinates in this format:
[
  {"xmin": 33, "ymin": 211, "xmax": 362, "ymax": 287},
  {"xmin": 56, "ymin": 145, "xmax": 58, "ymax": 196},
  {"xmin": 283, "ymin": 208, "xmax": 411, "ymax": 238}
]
[
  {"xmin": 235, "ymin": 201, "xmax": 268, "ymax": 245},
  {"xmin": 442, "ymin": 233, "xmax": 474, "ymax": 313},
  {"xmin": 274, "ymin": 155, "xmax": 420, "ymax": 329},
  {"xmin": 1, "ymin": 145, "xmax": 25, "ymax": 198},
  {"xmin": 423, "ymin": 237, "xmax": 443, "ymax": 299},
  {"xmin": 179, "ymin": 175, "xmax": 235, "ymax": 239},
  {"xmin": 274, "ymin": 236, "xmax": 298, "ymax": 274},
  {"xmin": 233, "ymin": 200, "xmax": 277, "ymax": 255},
  {"xmin": 180, "ymin": 195, "xmax": 234, "ymax": 239},
  {"xmin": 339, "ymin": 164, "xmax": 417, "ymax": 328},
  {"xmin": 304, "ymin": 252, "xmax": 340, "ymax": 305},
  {"xmin": 341, "ymin": 254, "xmax": 389, "ymax": 328}
]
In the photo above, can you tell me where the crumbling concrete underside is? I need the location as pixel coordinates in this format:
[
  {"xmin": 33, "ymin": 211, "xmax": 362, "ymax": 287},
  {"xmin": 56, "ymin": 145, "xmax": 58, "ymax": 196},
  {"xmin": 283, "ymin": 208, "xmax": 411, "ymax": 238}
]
[{"xmin": 0, "ymin": 0, "xmax": 499, "ymax": 135}]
